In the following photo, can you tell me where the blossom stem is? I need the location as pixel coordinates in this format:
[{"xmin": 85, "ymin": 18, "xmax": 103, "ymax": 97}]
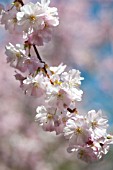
[
  {"xmin": 32, "ymin": 44, "xmax": 53, "ymax": 84},
  {"xmin": 33, "ymin": 44, "xmax": 45, "ymax": 64}
]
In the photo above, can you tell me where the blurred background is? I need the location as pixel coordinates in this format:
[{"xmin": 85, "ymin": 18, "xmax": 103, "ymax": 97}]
[{"xmin": 0, "ymin": 0, "xmax": 113, "ymax": 169}]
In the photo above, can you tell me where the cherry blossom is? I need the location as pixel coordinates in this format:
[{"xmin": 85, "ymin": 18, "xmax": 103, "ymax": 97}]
[
  {"xmin": 5, "ymin": 43, "xmax": 26, "ymax": 70},
  {"xmin": 35, "ymin": 106, "xmax": 65, "ymax": 134},
  {"xmin": 61, "ymin": 69, "xmax": 84, "ymax": 86},
  {"xmin": 86, "ymin": 110, "xmax": 108, "ymax": 138},
  {"xmin": 16, "ymin": 0, "xmax": 59, "ymax": 36},
  {"xmin": 1, "ymin": 8, "xmax": 22, "ymax": 33},
  {"xmin": 35, "ymin": 106, "xmax": 56, "ymax": 132},
  {"xmin": 28, "ymin": 27, "xmax": 52, "ymax": 46},
  {"xmin": 23, "ymin": 74, "xmax": 47, "ymax": 97},
  {"xmin": 63, "ymin": 116, "xmax": 92, "ymax": 146},
  {"xmin": 77, "ymin": 147, "xmax": 99, "ymax": 163},
  {"xmin": 0, "ymin": 0, "xmax": 113, "ymax": 164}
]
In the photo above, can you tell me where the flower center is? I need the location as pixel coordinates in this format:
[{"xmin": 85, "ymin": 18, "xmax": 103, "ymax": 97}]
[
  {"xmin": 69, "ymin": 81, "xmax": 79, "ymax": 88},
  {"xmin": 33, "ymin": 82, "xmax": 39, "ymax": 87},
  {"xmin": 13, "ymin": 17, "xmax": 17, "ymax": 23},
  {"xmin": 79, "ymin": 150, "xmax": 84, "ymax": 159},
  {"xmin": 47, "ymin": 113, "xmax": 53, "ymax": 119},
  {"xmin": 16, "ymin": 52, "xmax": 21, "ymax": 58},
  {"xmin": 54, "ymin": 80, "xmax": 62, "ymax": 85},
  {"xmin": 29, "ymin": 15, "xmax": 36, "ymax": 22},
  {"xmin": 75, "ymin": 127, "xmax": 82, "ymax": 134},
  {"xmin": 91, "ymin": 121, "xmax": 98, "ymax": 128},
  {"xmin": 62, "ymin": 117, "xmax": 67, "ymax": 124},
  {"xmin": 107, "ymin": 135, "xmax": 113, "ymax": 139},
  {"xmin": 57, "ymin": 92, "xmax": 63, "ymax": 99}
]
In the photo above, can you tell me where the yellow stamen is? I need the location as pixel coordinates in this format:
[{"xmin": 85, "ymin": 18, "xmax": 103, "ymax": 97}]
[
  {"xmin": 14, "ymin": 2, "xmax": 21, "ymax": 8},
  {"xmin": 107, "ymin": 135, "xmax": 112, "ymax": 139},
  {"xmin": 13, "ymin": 17, "xmax": 17, "ymax": 23},
  {"xmin": 33, "ymin": 82, "xmax": 39, "ymax": 87},
  {"xmin": 16, "ymin": 52, "xmax": 21, "ymax": 58},
  {"xmin": 54, "ymin": 80, "xmax": 62, "ymax": 85},
  {"xmin": 69, "ymin": 82, "xmax": 79, "ymax": 88},
  {"xmin": 75, "ymin": 127, "xmax": 82, "ymax": 134},
  {"xmin": 57, "ymin": 92, "xmax": 63, "ymax": 99},
  {"xmin": 29, "ymin": 15, "xmax": 36, "ymax": 22},
  {"xmin": 47, "ymin": 114, "xmax": 53, "ymax": 119},
  {"xmin": 91, "ymin": 121, "xmax": 98, "ymax": 128},
  {"xmin": 62, "ymin": 117, "xmax": 67, "ymax": 123}
]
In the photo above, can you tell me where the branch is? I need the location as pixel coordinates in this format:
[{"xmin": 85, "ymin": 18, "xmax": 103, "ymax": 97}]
[{"xmin": 33, "ymin": 44, "xmax": 45, "ymax": 64}]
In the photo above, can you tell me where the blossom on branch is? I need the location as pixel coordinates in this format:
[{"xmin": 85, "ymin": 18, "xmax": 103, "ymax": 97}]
[
  {"xmin": 64, "ymin": 109, "xmax": 113, "ymax": 163},
  {"xmin": 1, "ymin": 0, "xmax": 113, "ymax": 164},
  {"xmin": 16, "ymin": 0, "xmax": 59, "ymax": 40}
]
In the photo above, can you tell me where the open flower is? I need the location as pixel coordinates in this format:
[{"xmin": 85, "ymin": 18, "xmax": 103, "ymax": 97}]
[
  {"xmin": 1, "ymin": 8, "xmax": 22, "ymax": 33},
  {"xmin": 23, "ymin": 74, "xmax": 46, "ymax": 97},
  {"xmin": 86, "ymin": 110, "xmax": 108, "ymax": 138},
  {"xmin": 28, "ymin": 27, "xmax": 52, "ymax": 46},
  {"xmin": 5, "ymin": 43, "xmax": 26, "ymax": 71},
  {"xmin": 46, "ymin": 87, "xmax": 72, "ymax": 110},
  {"xmin": 64, "ymin": 116, "xmax": 92, "ymax": 147},
  {"xmin": 77, "ymin": 146, "xmax": 98, "ymax": 163},
  {"xmin": 61, "ymin": 69, "xmax": 84, "ymax": 101},
  {"xmin": 16, "ymin": 0, "xmax": 59, "ymax": 36},
  {"xmin": 35, "ymin": 106, "xmax": 56, "ymax": 132}
]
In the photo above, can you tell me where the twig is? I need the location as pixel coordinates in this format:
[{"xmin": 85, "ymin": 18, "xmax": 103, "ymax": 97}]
[{"xmin": 33, "ymin": 44, "xmax": 45, "ymax": 64}]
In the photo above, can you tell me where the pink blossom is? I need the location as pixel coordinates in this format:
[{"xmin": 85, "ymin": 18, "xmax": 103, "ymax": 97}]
[
  {"xmin": 77, "ymin": 147, "xmax": 98, "ymax": 163},
  {"xmin": 28, "ymin": 27, "xmax": 52, "ymax": 46},
  {"xmin": 23, "ymin": 74, "xmax": 46, "ymax": 97},
  {"xmin": 86, "ymin": 110, "xmax": 108, "ymax": 138},
  {"xmin": 46, "ymin": 88, "xmax": 72, "ymax": 110},
  {"xmin": 1, "ymin": 8, "xmax": 22, "ymax": 33},
  {"xmin": 5, "ymin": 43, "xmax": 26, "ymax": 71},
  {"xmin": 23, "ymin": 56, "xmax": 44, "ymax": 73},
  {"xmin": 35, "ymin": 106, "xmax": 56, "ymax": 132},
  {"xmin": 16, "ymin": 1, "xmax": 59, "ymax": 37},
  {"xmin": 64, "ymin": 116, "xmax": 92, "ymax": 146}
]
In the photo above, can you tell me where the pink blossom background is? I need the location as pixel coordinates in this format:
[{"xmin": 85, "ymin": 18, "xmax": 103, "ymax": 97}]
[{"xmin": 0, "ymin": 0, "xmax": 113, "ymax": 170}]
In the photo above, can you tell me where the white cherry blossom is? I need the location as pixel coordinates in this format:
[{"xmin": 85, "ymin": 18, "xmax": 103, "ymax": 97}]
[
  {"xmin": 23, "ymin": 56, "xmax": 44, "ymax": 74},
  {"xmin": 35, "ymin": 106, "xmax": 65, "ymax": 133},
  {"xmin": 28, "ymin": 27, "xmax": 52, "ymax": 46},
  {"xmin": 50, "ymin": 63, "xmax": 66, "ymax": 75},
  {"xmin": 61, "ymin": 69, "xmax": 84, "ymax": 86},
  {"xmin": 95, "ymin": 135, "xmax": 113, "ymax": 159},
  {"xmin": 16, "ymin": 1, "xmax": 59, "ymax": 36},
  {"xmin": 17, "ymin": 2, "xmax": 45, "ymax": 34},
  {"xmin": 5, "ymin": 43, "xmax": 26, "ymax": 70},
  {"xmin": 1, "ymin": 8, "xmax": 21, "ymax": 33},
  {"xmin": 40, "ymin": 0, "xmax": 59, "ymax": 27},
  {"xmin": 77, "ymin": 147, "xmax": 98, "ymax": 163},
  {"xmin": 35, "ymin": 106, "xmax": 56, "ymax": 132},
  {"xmin": 61, "ymin": 69, "xmax": 84, "ymax": 101},
  {"xmin": 86, "ymin": 110, "xmax": 108, "ymax": 138},
  {"xmin": 1, "ymin": 0, "xmax": 113, "ymax": 164},
  {"xmin": 64, "ymin": 116, "xmax": 92, "ymax": 146},
  {"xmin": 46, "ymin": 87, "xmax": 72, "ymax": 110},
  {"xmin": 23, "ymin": 74, "xmax": 46, "ymax": 97}
]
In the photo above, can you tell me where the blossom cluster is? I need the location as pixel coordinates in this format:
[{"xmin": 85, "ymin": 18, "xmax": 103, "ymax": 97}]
[
  {"xmin": 64, "ymin": 110, "xmax": 113, "ymax": 163},
  {"xmin": 0, "ymin": 0, "xmax": 113, "ymax": 163},
  {"xmin": 1, "ymin": 0, "xmax": 59, "ymax": 45}
]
